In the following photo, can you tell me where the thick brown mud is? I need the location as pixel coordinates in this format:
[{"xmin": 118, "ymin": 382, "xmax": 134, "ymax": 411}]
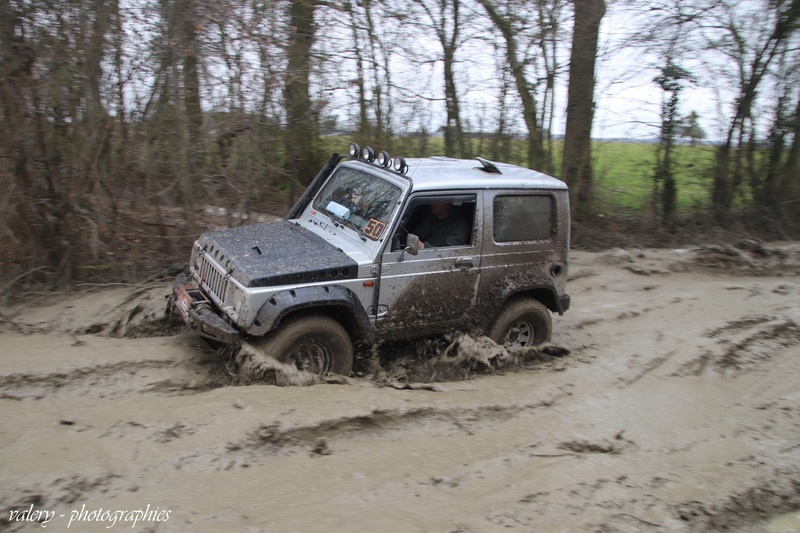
[{"xmin": 2, "ymin": 241, "xmax": 800, "ymax": 532}]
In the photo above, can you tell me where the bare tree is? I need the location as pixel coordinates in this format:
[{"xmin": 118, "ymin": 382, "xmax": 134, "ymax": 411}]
[
  {"xmin": 535, "ymin": 0, "xmax": 568, "ymax": 159},
  {"xmin": 170, "ymin": 0, "xmax": 203, "ymax": 216},
  {"xmin": 477, "ymin": 0, "xmax": 564, "ymax": 171},
  {"xmin": 410, "ymin": 0, "xmax": 466, "ymax": 157},
  {"xmin": 626, "ymin": 0, "xmax": 709, "ymax": 226},
  {"xmin": 347, "ymin": 0, "xmax": 371, "ymax": 138},
  {"xmin": 13, "ymin": 0, "xmax": 800, "ymax": 288},
  {"xmin": 708, "ymin": 0, "xmax": 800, "ymax": 223},
  {"xmin": 0, "ymin": 0, "xmax": 123, "ymax": 279},
  {"xmin": 491, "ymin": 53, "xmax": 514, "ymax": 163},
  {"xmin": 343, "ymin": 0, "xmax": 396, "ymax": 147},
  {"xmin": 364, "ymin": 0, "xmax": 397, "ymax": 147},
  {"xmin": 653, "ymin": 63, "xmax": 693, "ymax": 227},
  {"xmin": 756, "ymin": 38, "xmax": 800, "ymax": 225}
]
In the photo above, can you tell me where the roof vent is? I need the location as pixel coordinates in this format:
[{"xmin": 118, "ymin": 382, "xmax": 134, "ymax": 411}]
[{"xmin": 476, "ymin": 156, "xmax": 501, "ymax": 174}]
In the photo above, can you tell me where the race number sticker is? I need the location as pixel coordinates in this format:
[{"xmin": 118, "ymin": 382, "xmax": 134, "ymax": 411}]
[{"xmin": 363, "ymin": 218, "xmax": 386, "ymax": 240}]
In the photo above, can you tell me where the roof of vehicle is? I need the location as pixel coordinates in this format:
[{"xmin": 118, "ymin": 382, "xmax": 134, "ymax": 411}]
[{"xmin": 349, "ymin": 155, "xmax": 568, "ymax": 192}]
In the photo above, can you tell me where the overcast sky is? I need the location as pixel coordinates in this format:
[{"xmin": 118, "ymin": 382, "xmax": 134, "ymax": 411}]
[
  {"xmin": 592, "ymin": 2, "xmax": 723, "ymax": 142},
  {"xmin": 376, "ymin": 0, "xmax": 733, "ymax": 143}
]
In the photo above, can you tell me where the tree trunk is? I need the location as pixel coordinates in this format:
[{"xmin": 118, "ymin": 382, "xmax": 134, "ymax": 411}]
[
  {"xmin": 284, "ymin": 0, "xmax": 319, "ymax": 197},
  {"xmin": 179, "ymin": 0, "xmax": 202, "ymax": 218},
  {"xmin": 561, "ymin": 0, "xmax": 605, "ymax": 221},
  {"xmin": 443, "ymin": 42, "xmax": 465, "ymax": 157},
  {"xmin": 441, "ymin": 0, "xmax": 464, "ymax": 158},
  {"xmin": 349, "ymin": 1, "xmax": 369, "ymax": 137},
  {"xmin": 364, "ymin": 0, "xmax": 387, "ymax": 147}
]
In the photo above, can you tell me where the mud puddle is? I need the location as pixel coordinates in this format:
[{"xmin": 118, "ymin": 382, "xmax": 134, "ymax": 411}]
[{"xmin": 2, "ymin": 241, "xmax": 800, "ymax": 532}]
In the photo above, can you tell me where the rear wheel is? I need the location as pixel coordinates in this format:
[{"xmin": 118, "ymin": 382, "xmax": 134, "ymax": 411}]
[
  {"xmin": 489, "ymin": 299, "xmax": 552, "ymax": 348},
  {"xmin": 254, "ymin": 314, "xmax": 353, "ymax": 375}
]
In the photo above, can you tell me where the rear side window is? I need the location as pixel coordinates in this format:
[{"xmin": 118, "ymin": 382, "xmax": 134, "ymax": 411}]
[{"xmin": 493, "ymin": 195, "xmax": 554, "ymax": 242}]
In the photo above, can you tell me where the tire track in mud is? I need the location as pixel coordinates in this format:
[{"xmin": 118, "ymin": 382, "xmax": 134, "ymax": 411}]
[
  {"xmin": 0, "ymin": 359, "xmax": 216, "ymax": 401},
  {"xmin": 605, "ymin": 311, "xmax": 800, "ymax": 384},
  {"xmin": 0, "ymin": 282, "xmax": 177, "ymax": 338},
  {"xmin": 168, "ymin": 386, "xmax": 575, "ymax": 472},
  {"xmin": 672, "ymin": 468, "xmax": 800, "ymax": 532},
  {"xmin": 486, "ymin": 467, "xmax": 800, "ymax": 533},
  {"xmin": 1, "ymin": 386, "xmax": 575, "ymax": 518},
  {"xmin": 713, "ymin": 318, "xmax": 800, "ymax": 373},
  {"xmin": 1, "ymin": 472, "xmax": 125, "ymax": 532},
  {"xmin": 619, "ymin": 350, "xmax": 677, "ymax": 386},
  {"xmin": 671, "ymin": 314, "xmax": 800, "ymax": 378}
]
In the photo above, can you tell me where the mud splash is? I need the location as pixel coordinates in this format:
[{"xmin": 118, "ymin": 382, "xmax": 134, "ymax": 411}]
[{"xmin": 230, "ymin": 334, "xmax": 570, "ymax": 388}]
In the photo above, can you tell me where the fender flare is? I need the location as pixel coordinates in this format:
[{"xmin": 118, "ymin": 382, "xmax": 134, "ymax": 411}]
[
  {"xmin": 500, "ymin": 285, "xmax": 564, "ymax": 314},
  {"xmin": 247, "ymin": 285, "xmax": 374, "ymax": 343},
  {"xmin": 478, "ymin": 283, "xmax": 564, "ymax": 332}
]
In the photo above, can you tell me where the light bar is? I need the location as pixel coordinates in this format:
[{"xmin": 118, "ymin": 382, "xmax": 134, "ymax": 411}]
[{"xmin": 346, "ymin": 144, "xmax": 408, "ymax": 174}]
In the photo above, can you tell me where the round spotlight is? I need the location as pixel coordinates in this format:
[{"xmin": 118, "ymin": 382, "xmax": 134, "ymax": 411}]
[
  {"xmin": 362, "ymin": 146, "xmax": 376, "ymax": 162},
  {"xmin": 348, "ymin": 143, "xmax": 361, "ymax": 158},
  {"xmin": 377, "ymin": 150, "xmax": 391, "ymax": 167},
  {"xmin": 393, "ymin": 156, "xmax": 408, "ymax": 174}
]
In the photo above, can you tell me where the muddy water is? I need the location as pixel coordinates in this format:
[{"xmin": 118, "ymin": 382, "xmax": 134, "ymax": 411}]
[
  {"xmin": 763, "ymin": 511, "xmax": 800, "ymax": 533},
  {"xmin": 2, "ymin": 242, "xmax": 800, "ymax": 532}
]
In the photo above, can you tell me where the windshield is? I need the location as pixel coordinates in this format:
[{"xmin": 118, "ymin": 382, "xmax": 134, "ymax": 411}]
[{"xmin": 313, "ymin": 166, "xmax": 402, "ymax": 241}]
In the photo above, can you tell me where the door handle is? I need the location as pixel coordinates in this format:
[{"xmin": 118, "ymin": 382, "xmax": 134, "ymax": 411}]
[{"xmin": 455, "ymin": 257, "xmax": 474, "ymax": 269}]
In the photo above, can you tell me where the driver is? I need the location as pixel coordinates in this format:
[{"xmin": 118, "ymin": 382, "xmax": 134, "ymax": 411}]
[{"xmin": 411, "ymin": 201, "xmax": 470, "ymax": 249}]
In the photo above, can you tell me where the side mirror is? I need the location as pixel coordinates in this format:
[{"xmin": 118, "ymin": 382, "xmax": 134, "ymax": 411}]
[{"xmin": 405, "ymin": 234, "xmax": 420, "ymax": 256}]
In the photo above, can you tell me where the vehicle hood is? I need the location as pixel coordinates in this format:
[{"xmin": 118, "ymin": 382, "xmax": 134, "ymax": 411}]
[{"xmin": 197, "ymin": 220, "xmax": 359, "ymax": 288}]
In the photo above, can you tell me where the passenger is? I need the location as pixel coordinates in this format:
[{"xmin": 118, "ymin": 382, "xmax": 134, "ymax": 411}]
[{"xmin": 411, "ymin": 201, "xmax": 471, "ymax": 249}]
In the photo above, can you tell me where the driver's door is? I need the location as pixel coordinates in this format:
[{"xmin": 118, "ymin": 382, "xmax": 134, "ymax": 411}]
[{"xmin": 372, "ymin": 193, "xmax": 482, "ymax": 341}]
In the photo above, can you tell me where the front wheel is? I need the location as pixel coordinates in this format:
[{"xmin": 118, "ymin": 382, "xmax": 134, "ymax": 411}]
[
  {"xmin": 489, "ymin": 299, "xmax": 552, "ymax": 348},
  {"xmin": 254, "ymin": 314, "xmax": 353, "ymax": 376}
]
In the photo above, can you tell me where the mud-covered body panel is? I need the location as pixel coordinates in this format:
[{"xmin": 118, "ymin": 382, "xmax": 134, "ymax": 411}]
[
  {"xmin": 198, "ymin": 220, "xmax": 359, "ymax": 288},
  {"xmin": 473, "ymin": 187, "xmax": 571, "ymax": 321},
  {"xmin": 374, "ymin": 250, "xmax": 482, "ymax": 341}
]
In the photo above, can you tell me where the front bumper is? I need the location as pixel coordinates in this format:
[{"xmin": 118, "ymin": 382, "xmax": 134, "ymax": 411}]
[
  {"xmin": 560, "ymin": 293, "xmax": 571, "ymax": 313},
  {"xmin": 169, "ymin": 273, "xmax": 241, "ymax": 344}
]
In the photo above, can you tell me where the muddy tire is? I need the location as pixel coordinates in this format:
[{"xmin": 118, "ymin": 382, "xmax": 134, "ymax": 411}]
[
  {"xmin": 489, "ymin": 299, "xmax": 552, "ymax": 347},
  {"xmin": 254, "ymin": 314, "xmax": 353, "ymax": 376}
]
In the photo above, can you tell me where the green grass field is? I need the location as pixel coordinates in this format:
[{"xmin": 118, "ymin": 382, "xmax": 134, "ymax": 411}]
[{"xmin": 592, "ymin": 141, "xmax": 716, "ymax": 215}]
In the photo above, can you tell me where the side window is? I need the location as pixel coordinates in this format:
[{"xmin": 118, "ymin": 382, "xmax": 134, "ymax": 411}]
[
  {"xmin": 493, "ymin": 195, "xmax": 553, "ymax": 242},
  {"xmin": 392, "ymin": 195, "xmax": 476, "ymax": 250}
]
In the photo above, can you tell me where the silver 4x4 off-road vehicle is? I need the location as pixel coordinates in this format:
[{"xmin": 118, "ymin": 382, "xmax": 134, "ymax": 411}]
[{"xmin": 170, "ymin": 144, "xmax": 570, "ymax": 376}]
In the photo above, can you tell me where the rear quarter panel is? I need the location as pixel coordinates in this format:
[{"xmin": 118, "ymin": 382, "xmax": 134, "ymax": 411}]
[{"xmin": 474, "ymin": 188, "xmax": 570, "ymax": 330}]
